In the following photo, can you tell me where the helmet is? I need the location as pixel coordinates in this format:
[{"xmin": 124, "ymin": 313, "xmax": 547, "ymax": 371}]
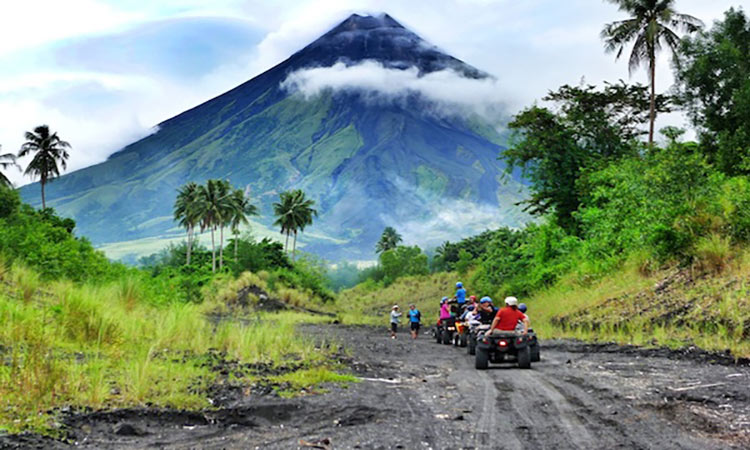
[
  {"xmin": 504, "ymin": 296, "xmax": 518, "ymax": 306},
  {"xmin": 456, "ymin": 282, "xmax": 463, "ymax": 288},
  {"xmin": 518, "ymin": 303, "xmax": 527, "ymax": 313},
  {"xmin": 480, "ymin": 296, "xmax": 492, "ymax": 304},
  {"xmin": 392, "ymin": 305, "xmax": 399, "ymax": 310},
  {"xmin": 469, "ymin": 295, "xmax": 477, "ymax": 301},
  {"xmin": 441, "ymin": 297, "xmax": 449, "ymax": 304}
]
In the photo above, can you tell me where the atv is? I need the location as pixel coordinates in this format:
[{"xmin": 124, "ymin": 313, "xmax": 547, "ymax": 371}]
[
  {"xmin": 453, "ymin": 319, "xmax": 469, "ymax": 347},
  {"xmin": 475, "ymin": 331, "xmax": 533, "ymax": 370},
  {"xmin": 439, "ymin": 317, "xmax": 456, "ymax": 345},
  {"xmin": 467, "ymin": 322, "xmax": 490, "ymax": 356},
  {"xmin": 528, "ymin": 328, "xmax": 540, "ymax": 362}
]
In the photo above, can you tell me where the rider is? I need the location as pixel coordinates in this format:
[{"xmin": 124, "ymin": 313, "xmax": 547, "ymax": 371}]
[
  {"xmin": 439, "ymin": 297, "xmax": 452, "ymax": 321},
  {"xmin": 516, "ymin": 303, "xmax": 531, "ymax": 332},
  {"xmin": 455, "ymin": 282, "xmax": 467, "ymax": 307},
  {"xmin": 467, "ymin": 295, "xmax": 478, "ymax": 310},
  {"xmin": 476, "ymin": 297, "xmax": 498, "ymax": 325},
  {"xmin": 490, "ymin": 296, "xmax": 529, "ymax": 335}
]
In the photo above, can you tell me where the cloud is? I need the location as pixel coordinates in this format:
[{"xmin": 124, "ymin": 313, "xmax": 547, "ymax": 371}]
[{"xmin": 281, "ymin": 60, "xmax": 512, "ymax": 121}]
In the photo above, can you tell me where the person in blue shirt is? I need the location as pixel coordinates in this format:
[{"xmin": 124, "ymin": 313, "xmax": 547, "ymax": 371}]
[
  {"xmin": 455, "ymin": 282, "xmax": 467, "ymax": 306},
  {"xmin": 408, "ymin": 304, "xmax": 422, "ymax": 339}
]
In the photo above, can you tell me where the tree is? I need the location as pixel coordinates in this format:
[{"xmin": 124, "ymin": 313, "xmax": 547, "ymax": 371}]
[
  {"xmin": 273, "ymin": 191, "xmax": 296, "ymax": 254},
  {"xmin": 379, "ymin": 245, "xmax": 429, "ymax": 285},
  {"xmin": 601, "ymin": 0, "xmax": 702, "ymax": 145},
  {"xmin": 17, "ymin": 125, "xmax": 71, "ymax": 208},
  {"xmin": 375, "ymin": 227, "xmax": 403, "ymax": 254},
  {"xmin": 674, "ymin": 8, "xmax": 750, "ymax": 175},
  {"xmin": 273, "ymin": 189, "xmax": 317, "ymax": 262},
  {"xmin": 229, "ymin": 188, "xmax": 259, "ymax": 259},
  {"xmin": 0, "ymin": 145, "xmax": 19, "ymax": 188},
  {"xmin": 289, "ymin": 189, "xmax": 318, "ymax": 262},
  {"xmin": 173, "ymin": 182, "xmax": 202, "ymax": 265},
  {"xmin": 215, "ymin": 179, "xmax": 234, "ymax": 270},
  {"xmin": 503, "ymin": 82, "xmax": 668, "ymax": 230},
  {"xmin": 196, "ymin": 179, "xmax": 232, "ymax": 273}
]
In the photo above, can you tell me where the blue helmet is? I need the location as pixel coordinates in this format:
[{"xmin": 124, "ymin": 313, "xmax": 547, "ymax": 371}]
[
  {"xmin": 518, "ymin": 303, "xmax": 527, "ymax": 313},
  {"xmin": 480, "ymin": 296, "xmax": 492, "ymax": 304},
  {"xmin": 456, "ymin": 282, "xmax": 463, "ymax": 288},
  {"xmin": 441, "ymin": 296, "xmax": 449, "ymax": 304}
]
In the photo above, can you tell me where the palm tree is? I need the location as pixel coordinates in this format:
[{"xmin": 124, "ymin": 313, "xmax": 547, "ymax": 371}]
[
  {"xmin": 196, "ymin": 179, "xmax": 233, "ymax": 273},
  {"xmin": 229, "ymin": 187, "xmax": 259, "ymax": 259},
  {"xmin": 17, "ymin": 125, "xmax": 71, "ymax": 208},
  {"xmin": 273, "ymin": 191, "xmax": 296, "ymax": 253},
  {"xmin": 288, "ymin": 189, "xmax": 317, "ymax": 262},
  {"xmin": 601, "ymin": 0, "xmax": 703, "ymax": 145},
  {"xmin": 173, "ymin": 182, "xmax": 202, "ymax": 265},
  {"xmin": 375, "ymin": 226, "xmax": 403, "ymax": 254},
  {"xmin": 215, "ymin": 179, "xmax": 234, "ymax": 270},
  {"xmin": 0, "ymin": 146, "xmax": 20, "ymax": 188}
]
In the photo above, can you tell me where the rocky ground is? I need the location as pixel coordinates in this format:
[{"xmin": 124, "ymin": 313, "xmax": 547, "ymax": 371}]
[{"xmin": 2, "ymin": 324, "xmax": 749, "ymax": 449}]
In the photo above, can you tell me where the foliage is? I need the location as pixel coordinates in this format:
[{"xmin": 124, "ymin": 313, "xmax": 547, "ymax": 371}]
[
  {"xmin": 0, "ymin": 188, "xmax": 123, "ymax": 282},
  {"xmin": 375, "ymin": 227, "xmax": 402, "ymax": 254},
  {"xmin": 0, "ymin": 146, "xmax": 19, "ymax": 188},
  {"xmin": 674, "ymin": 8, "xmax": 750, "ymax": 175},
  {"xmin": 503, "ymin": 82, "xmax": 667, "ymax": 229},
  {"xmin": 17, "ymin": 125, "xmax": 71, "ymax": 209},
  {"xmin": 272, "ymin": 189, "xmax": 318, "ymax": 261},
  {"xmin": 601, "ymin": 0, "xmax": 703, "ymax": 143},
  {"xmin": 379, "ymin": 245, "xmax": 429, "ymax": 286}
]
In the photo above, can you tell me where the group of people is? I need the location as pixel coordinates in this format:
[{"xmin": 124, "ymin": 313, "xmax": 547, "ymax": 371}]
[{"xmin": 389, "ymin": 281, "xmax": 531, "ymax": 339}]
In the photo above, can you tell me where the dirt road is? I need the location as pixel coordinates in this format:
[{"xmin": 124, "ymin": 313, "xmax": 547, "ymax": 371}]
[{"xmin": 4, "ymin": 325, "xmax": 749, "ymax": 449}]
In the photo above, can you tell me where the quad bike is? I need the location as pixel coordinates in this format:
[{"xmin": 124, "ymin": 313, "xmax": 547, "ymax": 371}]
[
  {"xmin": 475, "ymin": 330, "xmax": 533, "ymax": 370},
  {"xmin": 467, "ymin": 322, "xmax": 490, "ymax": 356},
  {"xmin": 453, "ymin": 320, "xmax": 469, "ymax": 347}
]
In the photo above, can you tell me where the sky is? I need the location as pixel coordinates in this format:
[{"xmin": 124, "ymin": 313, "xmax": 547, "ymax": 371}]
[{"xmin": 0, "ymin": 0, "xmax": 747, "ymax": 187}]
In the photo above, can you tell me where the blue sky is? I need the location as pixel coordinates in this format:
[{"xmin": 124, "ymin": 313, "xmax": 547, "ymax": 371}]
[{"xmin": 0, "ymin": 0, "xmax": 746, "ymax": 186}]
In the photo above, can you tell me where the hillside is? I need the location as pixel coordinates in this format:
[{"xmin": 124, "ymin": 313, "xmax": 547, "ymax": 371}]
[{"xmin": 19, "ymin": 13, "xmax": 529, "ymax": 261}]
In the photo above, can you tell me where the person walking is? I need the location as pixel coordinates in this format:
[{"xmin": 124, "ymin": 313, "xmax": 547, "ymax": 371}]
[
  {"xmin": 390, "ymin": 305, "xmax": 402, "ymax": 339},
  {"xmin": 407, "ymin": 304, "xmax": 421, "ymax": 339}
]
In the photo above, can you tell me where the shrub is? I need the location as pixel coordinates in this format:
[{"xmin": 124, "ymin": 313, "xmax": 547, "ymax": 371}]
[{"xmin": 693, "ymin": 234, "xmax": 732, "ymax": 273}]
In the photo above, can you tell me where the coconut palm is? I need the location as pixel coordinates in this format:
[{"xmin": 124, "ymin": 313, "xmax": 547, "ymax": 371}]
[
  {"xmin": 229, "ymin": 188, "xmax": 259, "ymax": 259},
  {"xmin": 214, "ymin": 179, "xmax": 235, "ymax": 270},
  {"xmin": 601, "ymin": 0, "xmax": 703, "ymax": 145},
  {"xmin": 288, "ymin": 189, "xmax": 317, "ymax": 262},
  {"xmin": 17, "ymin": 125, "xmax": 71, "ymax": 208},
  {"xmin": 375, "ymin": 226, "xmax": 403, "ymax": 254},
  {"xmin": 273, "ymin": 191, "xmax": 296, "ymax": 253},
  {"xmin": 173, "ymin": 182, "xmax": 202, "ymax": 265},
  {"xmin": 197, "ymin": 179, "xmax": 233, "ymax": 273},
  {"xmin": 0, "ymin": 146, "xmax": 20, "ymax": 188}
]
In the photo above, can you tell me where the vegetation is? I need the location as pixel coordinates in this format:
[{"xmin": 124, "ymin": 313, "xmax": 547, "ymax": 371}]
[
  {"xmin": 17, "ymin": 125, "xmax": 71, "ymax": 209},
  {"xmin": 375, "ymin": 226, "xmax": 402, "ymax": 254},
  {"xmin": 272, "ymin": 189, "xmax": 318, "ymax": 261},
  {"xmin": 601, "ymin": 0, "xmax": 703, "ymax": 144},
  {"xmin": 0, "ymin": 145, "xmax": 19, "ymax": 187}
]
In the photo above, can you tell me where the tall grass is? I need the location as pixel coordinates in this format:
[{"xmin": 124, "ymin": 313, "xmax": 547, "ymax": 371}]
[{"xmin": 0, "ymin": 267, "xmax": 340, "ymax": 435}]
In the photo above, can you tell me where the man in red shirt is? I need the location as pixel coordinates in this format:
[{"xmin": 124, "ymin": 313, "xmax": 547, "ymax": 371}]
[{"xmin": 490, "ymin": 296, "xmax": 529, "ymax": 335}]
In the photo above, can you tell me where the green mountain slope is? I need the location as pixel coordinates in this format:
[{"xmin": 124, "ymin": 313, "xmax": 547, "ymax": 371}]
[{"xmin": 19, "ymin": 13, "xmax": 529, "ymax": 261}]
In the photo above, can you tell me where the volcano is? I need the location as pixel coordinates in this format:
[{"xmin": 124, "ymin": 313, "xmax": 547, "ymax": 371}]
[{"xmin": 19, "ymin": 13, "xmax": 529, "ymax": 261}]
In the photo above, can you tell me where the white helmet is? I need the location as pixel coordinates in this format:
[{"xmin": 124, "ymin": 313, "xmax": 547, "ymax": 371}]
[{"xmin": 504, "ymin": 296, "xmax": 518, "ymax": 306}]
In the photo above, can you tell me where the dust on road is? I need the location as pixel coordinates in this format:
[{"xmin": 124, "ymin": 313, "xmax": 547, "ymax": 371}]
[{"xmin": 3, "ymin": 324, "xmax": 749, "ymax": 449}]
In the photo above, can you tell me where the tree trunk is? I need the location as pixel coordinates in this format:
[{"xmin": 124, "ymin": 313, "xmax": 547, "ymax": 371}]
[
  {"xmin": 234, "ymin": 231, "xmax": 239, "ymax": 260},
  {"xmin": 292, "ymin": 231, "xmax": 298, "ymax": 262},
  {"xmin": 648, "ymin": 54, "xmax": 656, "ymax": 146},
  {"xmin": 284, "ymin": 231, "xmax": 290, "ymax": 253},
  {"xmin": 186, "ymin": 226, "xmax": 193, "ymax": 265},
  {"xmin": 211, "ymin": 226, "xmax": 216, "ymax": 273},
  {"xmin": 41, "ymin": 181, "xmax": 46, "ymax": 209},
  {"xmin": 219, "ymin": 225, "xmax": 224, "ymax": 270}
]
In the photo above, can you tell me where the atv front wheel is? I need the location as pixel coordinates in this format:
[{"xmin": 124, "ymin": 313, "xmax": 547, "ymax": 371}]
[
  {"xmin": 443, "ymin": 331, "xmax": 452, "ymax": 345},
  {"xmin": 475, "ymin": 348, "xmax": 489, "ymax": 370},
  {"xmin": 459, "ymin": 333, "xmax": 468, "ymax": 347},
  {"xmin": 435, "ymin": 328, "xmax": 442, "ymax": 343}
]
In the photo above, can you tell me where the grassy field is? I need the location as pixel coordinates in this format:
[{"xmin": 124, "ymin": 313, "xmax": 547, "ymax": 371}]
[{"xmin": 0, "ymin": 260, "xmax": 343, "ymax": 435}]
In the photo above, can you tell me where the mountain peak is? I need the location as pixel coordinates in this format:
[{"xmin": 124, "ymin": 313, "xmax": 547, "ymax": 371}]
[{"xmin": 329, "ymin": 13, "xmax": 405, "ymax": 34}]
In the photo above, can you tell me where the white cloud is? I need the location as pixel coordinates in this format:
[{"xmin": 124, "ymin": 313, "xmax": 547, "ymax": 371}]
[{"xmin": 281, "ymin": 60, "xmax": 512, "ymax": 120}]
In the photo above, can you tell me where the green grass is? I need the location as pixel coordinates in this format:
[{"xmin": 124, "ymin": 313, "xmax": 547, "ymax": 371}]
[
  {"xmin": 0, "ymin": 263, "xmax": 344, "ymax": 436},
  {"xmin": 270, "ymin": 368, "xmax": 359, "ymax": 398}
]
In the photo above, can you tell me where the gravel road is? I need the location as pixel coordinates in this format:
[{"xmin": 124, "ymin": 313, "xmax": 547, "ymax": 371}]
[{"xmin": 3, "ymin": 324, "xmax": 749, "ymax": 449}]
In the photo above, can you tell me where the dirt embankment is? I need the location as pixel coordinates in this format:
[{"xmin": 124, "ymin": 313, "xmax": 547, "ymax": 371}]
[{"xmin": 2, "ymin": 324, "xmax": 749, "ymax": 449}]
